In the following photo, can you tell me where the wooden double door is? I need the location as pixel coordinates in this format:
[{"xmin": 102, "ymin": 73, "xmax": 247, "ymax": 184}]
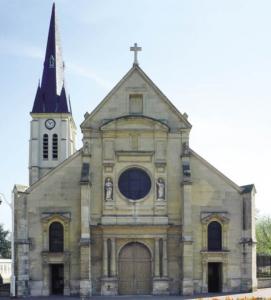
[{"xmin": 118, "ymin": 242, "xmax": 152, "ymax": 295}]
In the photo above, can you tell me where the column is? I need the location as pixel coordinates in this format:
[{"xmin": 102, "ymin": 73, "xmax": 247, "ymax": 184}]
[
  {"xmin": 110, "ymin": 238, "xmax": 116, "ymax": 277},
  {"xmin": 154, "ymin": 238, "xmax": 160, "ymax": 277},
  {"xmin": 162, "ymin": 238, "xmax": 168, "ymax": 277},
  {"xmin": 103, "ymin": 238, "xmax": 108, "ymax": 277}
]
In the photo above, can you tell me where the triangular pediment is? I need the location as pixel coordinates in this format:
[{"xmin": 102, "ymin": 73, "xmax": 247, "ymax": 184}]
[{"xmin": 81, "ymin": 65, "xmax": 191, "ymax": 131}]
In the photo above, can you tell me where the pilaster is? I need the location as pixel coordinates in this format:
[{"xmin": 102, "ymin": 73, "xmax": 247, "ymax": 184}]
[
  {"xmin": 79, "ymin": 152, "xmax": 92, "ymax": 297},
  {"xmin": 240, "ymin": 186, "xmax": 257, "ymax": 292},
  {"xmin": 153, "ymin": 238, "xmax": 169, "ymax": 295},
  {"xmin": 101, "ymin": 237, "xmax": 118, "ymax": 295},
  {"xmin": 180, "ymin": 141, "xmax": 194, "ymax": 295},
  {"xmin": 154, "ymin": 238, "xmax": 160, "ymax": 277},
  {"xmin": 102, "ymin": 238, "xmax": 108, "ymax": 277},
  {"xmin": 13, "ymin": 188, "xmax": 30, "ymax": 297},
  {"xmin": 162, "ymin": 238, "xmax": 168, "ymax": 277},
  {"xmin": 110, "ymin": 238, "xmax": 116, "ymax": 276}
]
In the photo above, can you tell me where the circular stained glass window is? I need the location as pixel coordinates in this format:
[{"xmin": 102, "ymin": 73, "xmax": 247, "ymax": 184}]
[{"xmin": 118, "ymin": 168, "xmax": 151, "ymax": 200}]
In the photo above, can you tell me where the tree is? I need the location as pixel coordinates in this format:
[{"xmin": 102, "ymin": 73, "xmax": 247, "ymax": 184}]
[
  {"xmin": 0, "ymin": 224, "xmax": 11, "ymax": 258},
  {"xmin": 256, "ymin": 216, "xmax": 271, "ymax": 255}
]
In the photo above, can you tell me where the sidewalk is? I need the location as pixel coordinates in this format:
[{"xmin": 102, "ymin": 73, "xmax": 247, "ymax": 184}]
[{"xmin": 1, "ymin": 288, "xmax": 271, "ymax": 299}]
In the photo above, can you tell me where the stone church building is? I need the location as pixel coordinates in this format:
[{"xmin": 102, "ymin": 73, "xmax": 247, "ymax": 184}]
[{"xmin": 13, "ymin": 4, "xmax": 257, "ymax": 297}]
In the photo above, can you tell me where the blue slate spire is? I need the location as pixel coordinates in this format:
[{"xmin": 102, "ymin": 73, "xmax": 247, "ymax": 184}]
[{"xmin": 32, "ymin": 3, "xmax": 70, "ymax": 113}]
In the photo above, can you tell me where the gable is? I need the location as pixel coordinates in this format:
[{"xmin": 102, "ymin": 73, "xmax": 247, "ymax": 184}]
[{"xmin": 81, "ymin": 65, "xmax": 191, "ymax": 131}]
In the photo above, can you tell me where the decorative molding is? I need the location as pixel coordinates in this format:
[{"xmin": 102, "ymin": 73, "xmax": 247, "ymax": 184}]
[
  {"xmin": 200, "ymin": 212, "xmax": 229, "ymax": 224},
  {"xmin": 15, "ymin": 239, "xmax": 31, "ymax": 245},
  {"xmin": 181, "ymin": 179, "xmax": 192, "ymax": 185},
  {"xmin": 41, "ymin": 212, "xmax": 71, "ymax": 224},
  {"xmin": 103, "ymin": 162, "xmax": 115, "ymax": 168},
  {"xmin": 239, "ymin": 237, "xmax": 257, "ymax": 246},
  {"xmin": 79, "ymin": 238, "xmax": 92, "ymax": 246},
  {"xmin": 180, "ymin": 235, "xmax": 194, "ymax": 244},
  {"xmin": 41, "ymin": 251, "xmax": 71, "ymax": 264},
  {"xmin": 116, "ymin": 150, "xmax": 154, "ymax": 156},
  {"xmin": 155, "ymin": 161, "xmax": 166, "ymax": 168},
  {"xmin": 200, "ymin": 250, "xmax": 229, "ymax": 263},
  {"xmin": 116, "ymin": 151, "xmax": 154, "ymax": 162}
]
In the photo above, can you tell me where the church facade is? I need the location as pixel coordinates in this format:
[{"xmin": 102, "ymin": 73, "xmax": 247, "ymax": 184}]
[{"xmin": 13, "ymin": 4, "xmax": 257, "ymax": 297}]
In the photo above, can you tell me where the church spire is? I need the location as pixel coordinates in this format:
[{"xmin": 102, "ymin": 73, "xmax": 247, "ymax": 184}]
[{"xmin": 32, "ymin": 3, "xmax": 70, "ymax": 113}]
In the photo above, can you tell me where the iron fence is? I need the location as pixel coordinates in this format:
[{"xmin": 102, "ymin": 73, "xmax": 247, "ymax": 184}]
[{"xmin": 257, "ymin": 254, "xmax": 271, "ymax": 277}]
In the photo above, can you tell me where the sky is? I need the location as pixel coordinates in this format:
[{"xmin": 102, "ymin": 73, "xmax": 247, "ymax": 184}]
[{"xmin": 0, "ymin": 0, "xmax": 271, "ymax": 231}]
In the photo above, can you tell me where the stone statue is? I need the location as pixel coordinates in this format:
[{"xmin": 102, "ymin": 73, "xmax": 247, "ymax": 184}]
[
  {"xmin": 156, "ymin": 178, "xmax": 165, "ymax": 200},
  {"xmin": 105, "ymin": 177, "xmax": 113, "ymax": 201}
]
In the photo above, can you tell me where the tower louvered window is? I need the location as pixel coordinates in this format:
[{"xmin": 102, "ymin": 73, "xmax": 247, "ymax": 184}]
[
  {"xmin": 52, "ymin": 134, "xmax": 58, "ymax": 159},
  {"xmin": 43, "ymin": 134, "xmax": 48, "ymax": 159}
]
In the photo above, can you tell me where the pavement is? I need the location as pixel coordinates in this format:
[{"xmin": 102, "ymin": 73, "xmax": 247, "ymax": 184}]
[
  {"xmin": 0, "ymin": 288, "xmax": 271, "ymax": 300},
  {"xmin": 1, "ymin": 288, "xmax": 271, "ymax": 299}
]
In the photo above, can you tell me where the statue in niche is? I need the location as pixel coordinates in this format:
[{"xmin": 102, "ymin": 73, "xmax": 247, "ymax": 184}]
[
  {"xmin": 156, "ymin": 178, "xmax": 165, "ymax": 200},
  {"xmin": 105, "ymin": 177, "xmax": 113, "ymax": 201}
]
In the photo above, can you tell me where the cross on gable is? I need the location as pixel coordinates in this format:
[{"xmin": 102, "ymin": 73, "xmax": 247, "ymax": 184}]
[{"xmin": 130, "ymin": 43, "xmax": 142, "ymax": 65}]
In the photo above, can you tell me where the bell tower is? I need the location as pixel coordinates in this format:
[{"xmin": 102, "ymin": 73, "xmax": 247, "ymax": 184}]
[{"xmin": 29, "ymin": 4, "xmax": 76, "ymax": 185}]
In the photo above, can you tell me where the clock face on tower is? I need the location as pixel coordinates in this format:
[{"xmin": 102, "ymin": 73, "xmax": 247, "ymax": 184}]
[{"xmin": 45, "ymin": 119, "xmax": 56, "ymax": 130}]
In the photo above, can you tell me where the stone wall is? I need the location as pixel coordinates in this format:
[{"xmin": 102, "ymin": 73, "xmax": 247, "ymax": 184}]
[{"xmin": 258, "ymin": 278, "xmax": 271, "ymax": 288}]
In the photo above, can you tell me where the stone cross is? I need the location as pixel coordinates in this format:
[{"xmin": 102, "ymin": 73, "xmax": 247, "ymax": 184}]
[{"xmin": 130, "ymin": 43, "xmax": 142, "ymax": 65}]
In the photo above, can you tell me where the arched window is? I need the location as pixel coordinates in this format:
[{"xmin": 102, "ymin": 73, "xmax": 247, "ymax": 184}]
[
  {"xmin": 49, "ymin": 222, "xmax": 64, "ymax": 252},
  {"xmin": 208, "ymin": 221, "xmax": 222, "ymax": 251},
  {"xmin": 43, "ymin": 134, "xmax": 48, "ymax": 159},
  {"xmin": 52, "ymin": 134, "xmax": 58, "ymax": 159}
]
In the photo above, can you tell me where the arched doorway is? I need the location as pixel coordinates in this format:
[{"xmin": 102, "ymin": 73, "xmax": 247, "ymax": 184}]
[{"xmin": 118, "ymin": 242, "xmax": 152, "ymax": 295}]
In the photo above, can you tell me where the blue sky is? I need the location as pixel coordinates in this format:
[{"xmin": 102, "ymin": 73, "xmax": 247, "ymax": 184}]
[{"xmin": 0, "ymin": 0, "xmax": 271, "ymax": 231}]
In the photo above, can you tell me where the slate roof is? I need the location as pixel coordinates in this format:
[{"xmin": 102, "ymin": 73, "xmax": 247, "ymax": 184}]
[
  {"xmin": 241, "ymin": 184, "xmax": 255, "ymax": 194},
  {"xmin": 32, "ymin": 3, "xmax": 71, "ymax": 114}
]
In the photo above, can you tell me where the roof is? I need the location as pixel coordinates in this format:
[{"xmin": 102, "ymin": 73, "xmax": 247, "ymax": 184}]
[
  {"xmin": 13, "ymin": 184, "xmax": 28, "ymax": 193},
  {"xmin": 31, "ymin": 3, "xmax": 70, "ymax": 114},
  {"xmin": 241, "ymin": 184, "xmax": 256, "ymax": 194}
]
